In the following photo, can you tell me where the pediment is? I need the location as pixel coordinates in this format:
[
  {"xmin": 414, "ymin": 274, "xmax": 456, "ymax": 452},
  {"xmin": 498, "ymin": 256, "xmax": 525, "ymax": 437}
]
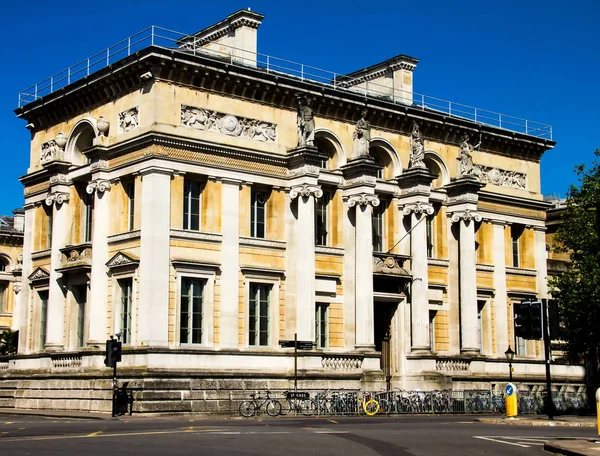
[
  {"xmin": 28, "ymin": 267, "xmax": 50, "ymax": 282},
  {"xmin": 106, "ymin": 251, "xmax": 139, "ymax": 269}
]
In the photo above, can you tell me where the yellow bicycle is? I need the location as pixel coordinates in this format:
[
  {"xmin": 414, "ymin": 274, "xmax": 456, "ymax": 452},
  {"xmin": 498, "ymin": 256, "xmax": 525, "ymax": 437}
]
[{"xmin": 358, "ymin": 392, "xmax": 380, "ymax": 416}]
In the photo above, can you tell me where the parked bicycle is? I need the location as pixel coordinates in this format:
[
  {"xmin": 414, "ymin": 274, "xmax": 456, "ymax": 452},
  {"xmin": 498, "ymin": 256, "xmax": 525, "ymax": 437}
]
[{"xmin": 239, "ymin": 390, "xmax": 282, "ymax": 417}]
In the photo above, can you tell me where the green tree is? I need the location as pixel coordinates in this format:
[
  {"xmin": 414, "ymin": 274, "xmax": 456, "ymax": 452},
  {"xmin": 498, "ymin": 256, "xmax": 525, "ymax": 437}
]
[
  {"xmin": 549, "ymin": 149, "xmax": 600, "ymax": 386},
  {"xmin": 0, "ymin": 329, "xmax": 18, "ymax": 355}
]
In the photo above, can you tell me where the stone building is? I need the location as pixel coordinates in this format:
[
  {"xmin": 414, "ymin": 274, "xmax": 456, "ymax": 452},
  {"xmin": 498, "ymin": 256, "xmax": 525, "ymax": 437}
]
[
  {"xmin": 2, "ymin": 10, "xmax": 584, "ymax": 412},
  {"xmin": 0, "ymin": 210, "xmax": 24, "ymax": 334}
]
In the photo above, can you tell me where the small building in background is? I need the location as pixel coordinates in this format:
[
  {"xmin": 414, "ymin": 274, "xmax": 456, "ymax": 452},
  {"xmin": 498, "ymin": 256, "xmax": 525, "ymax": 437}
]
[{"xmin": 0, "ymin": 209, "xmax": 24, "ymax": 333}]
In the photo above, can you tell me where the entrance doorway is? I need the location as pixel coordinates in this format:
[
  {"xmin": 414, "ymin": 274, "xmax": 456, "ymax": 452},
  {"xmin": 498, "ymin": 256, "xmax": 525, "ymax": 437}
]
[{"xmin": 374, "ymin": 302, "xmax": 397, "ymax": 389}]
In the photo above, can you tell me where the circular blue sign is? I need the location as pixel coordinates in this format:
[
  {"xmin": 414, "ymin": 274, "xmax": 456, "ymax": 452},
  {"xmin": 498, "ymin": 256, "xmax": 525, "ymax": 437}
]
[{"xmin": 505, "ymin": 384, "xmax": 514, "ymax": 396}]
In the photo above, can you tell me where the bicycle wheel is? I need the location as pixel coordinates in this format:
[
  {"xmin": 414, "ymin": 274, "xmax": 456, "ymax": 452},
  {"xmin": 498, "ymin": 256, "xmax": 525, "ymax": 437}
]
[
  {"xmin": 378, "ymin": 399, "xmax": 391, "ymax": 414},
  {"xmin": 239, "ymin": 401, "xmax": 256, "ymax": 417},
  {"xmin": 364, "ymin": 399, "xmax": 380, "ymax": 416},
  {"xmin": 299, "ymin": 399, "xmax": 317, "ymax": 416},
  {"xmin": 279, "ymin": 398, "xmax": 293, "ymax": 415},
  {"xmin": 266, "ymin": 399, "xmax": 282, "ymax": 417}
]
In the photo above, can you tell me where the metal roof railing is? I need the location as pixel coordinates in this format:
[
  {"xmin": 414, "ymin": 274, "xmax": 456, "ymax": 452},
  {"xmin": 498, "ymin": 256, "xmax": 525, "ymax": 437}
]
[{"xmin": 17, "ymin": 26, "xmax": 552, "ymax": 140}]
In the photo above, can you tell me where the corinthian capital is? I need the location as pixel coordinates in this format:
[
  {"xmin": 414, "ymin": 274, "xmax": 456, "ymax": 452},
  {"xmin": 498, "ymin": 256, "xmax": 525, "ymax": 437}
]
[
  {"xmin": 346, "ymin": 193, "xmax": 380, "ymax": 208},
  {"xmin": 289, "ymin": 184, "xmax": 323, "ymax": 200},
  {"xmin": 451, "ymin": 209, "xmax": 482, "ymax": 223},
  {"xmin": 45, "ymin": 191, "xmax": 70, "ymax": 207},
  {"xmin": 401, "ymin": 201, "xmax": 434, "ymax": 216},
  {"xmin": 86, "ymin": 179, "xmax": 112, "ymax": 195}
]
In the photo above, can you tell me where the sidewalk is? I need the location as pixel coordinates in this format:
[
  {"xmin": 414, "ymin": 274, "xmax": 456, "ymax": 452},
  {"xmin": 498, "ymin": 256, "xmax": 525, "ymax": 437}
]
[{"xmin": 477, "ymin": 415, "xmax": 599, "ymax": 456}]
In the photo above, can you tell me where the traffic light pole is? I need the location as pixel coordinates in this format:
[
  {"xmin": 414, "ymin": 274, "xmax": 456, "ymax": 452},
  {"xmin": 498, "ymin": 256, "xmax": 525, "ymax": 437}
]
[
  {"xmin": 543, "ymin": 299, "xmax": 555, "ymax": 420},
  {"xmin": 112, "ymin": 362, "xmax": 118, "ymax": 417}
]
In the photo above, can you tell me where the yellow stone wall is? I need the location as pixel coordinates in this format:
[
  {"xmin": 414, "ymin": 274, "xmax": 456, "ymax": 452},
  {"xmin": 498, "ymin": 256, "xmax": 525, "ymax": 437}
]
[
  {"xmin": 434, "ymin": 310, "xmax": 450, "ymax": 352},
  {"xmin": 476, "ymin": 222, "xmax": 493, "ymax": 264}
]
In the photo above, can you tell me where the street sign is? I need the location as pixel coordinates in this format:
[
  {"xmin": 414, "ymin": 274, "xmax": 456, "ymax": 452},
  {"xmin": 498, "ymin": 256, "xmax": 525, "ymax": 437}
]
[
  {"xmin": 505, "ymin": 384, "xmax": 514, "ymax": 396},
  {"xmin": 278, "ymin": 340, "xmax": 315, "ymax": 350},
  {"xmin": 286, "ymin": 391, "xmax": 310, "ymax": 400},
  {"xmin": 279, "ymin": 340, "xmax": 296, "ymax": 348}
]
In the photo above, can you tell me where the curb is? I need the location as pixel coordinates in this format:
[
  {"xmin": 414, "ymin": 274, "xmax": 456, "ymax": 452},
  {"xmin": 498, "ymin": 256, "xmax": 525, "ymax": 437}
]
[
  {"xmin": 476, "ymin": 418, "xmax": 595, "ymax": 427},
  {"xmin": 544, "ymin": 440, "xmax": 600, "ymax": 456},
  {"xmin": 0, "ymin": 409, "xmax": 112, "ymax": 420}
]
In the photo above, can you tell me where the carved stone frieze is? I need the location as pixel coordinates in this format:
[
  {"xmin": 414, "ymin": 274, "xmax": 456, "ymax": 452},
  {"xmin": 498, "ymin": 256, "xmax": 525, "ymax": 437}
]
[
  {"xmin": 181, "ymin": 105, "xmax": 277, "ymax": 143},
  {"xmin": 60, "ymin": 245, "xmax": 92, "ymax": 269},
  {"xmin": 107, "ymin": 230, "xmax": 141, "ymax": 244},
  {"xmin": 399, "ymin": 184, "xmax": 431, "ymax": 195},
  {"xmin": 289, "ymin": 184, "xmax": 323, "ymax": 200},
  {"xmin": 45, "ymin": 192, "xmax": 69, "ymax": 207},
  {"xmin": 287, "ymin": 164, "xmax": 320, "ymax": 177},
  {"xmin": 345, "ymin": 193, "xmax": 380, "ymax": 208},
  {"xmin": 342, "ymin": 175, "xmax": 377, "ymax": 187},
  {"xmin": 28, "ymin": 267, "xmax": 50, "ymax": 282},
  {"xmin": 106, "ymin": 252, "xmax": 140, "ymax": 269},
  {"xmin": 401, "ymin": 202, "xmax": 434, "ymax": 216},
  {"xmin": 373, "ymin": 253, "xmax": 411, "ymax": 276},
  {"xmin": 90, "ymin": 159, "xmax": 108, "ymax": 171},
  {"xmin": 40, "ymin": 140, "xmax": 64, "ymax": 165},
  {"xmin": 447, "ymin": 193, "xmax": 479, "ymax": 204},
  {"xmin": 321, "ymin": 355, "xmax": 363, "ymax": 371},
  {"xmin": 86, "ymin": 180, "xmax": 111, "ymax": 194},
  {"xmin": 239, "ymin": 237, "xmax": 286, "ymax": 250},
  {"xmin": 450, "ymin": 209, "xmax": 482, "ymax": 223},
  {"xmin": 49, "ymin": 174, "xmax": 69, "ymax": 185},
  {"xmin": 477, "ymin": 166, "xmax": 526, "ymax": 189},
  {"xmin": 118, "ymin": 107, "xmax": 139, "ymax": 133}
]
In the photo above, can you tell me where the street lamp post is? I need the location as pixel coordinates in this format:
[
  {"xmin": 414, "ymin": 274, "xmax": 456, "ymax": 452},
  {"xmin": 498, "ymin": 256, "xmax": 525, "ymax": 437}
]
[{"xmin": 505, "ymin": 346, "xmax": 515, "ymax": 382}]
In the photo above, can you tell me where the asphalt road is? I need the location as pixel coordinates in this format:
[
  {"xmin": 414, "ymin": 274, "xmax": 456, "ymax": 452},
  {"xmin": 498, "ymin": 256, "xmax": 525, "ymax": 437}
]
[{"xmin": 0, "ymin": 414, "xmax": 594, "ymax": 455}]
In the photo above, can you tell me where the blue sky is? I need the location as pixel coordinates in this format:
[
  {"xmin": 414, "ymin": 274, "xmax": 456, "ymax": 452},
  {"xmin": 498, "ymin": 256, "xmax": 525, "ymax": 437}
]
[{"xmin": 1, "ymin": 0, "xmax": 598, "ymax": 214}]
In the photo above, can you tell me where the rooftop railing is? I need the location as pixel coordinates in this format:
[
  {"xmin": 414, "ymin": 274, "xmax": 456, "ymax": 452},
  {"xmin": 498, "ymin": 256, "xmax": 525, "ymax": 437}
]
[{"xmin": 17, "ymin": 26, "xmax": 552, "ymax": 140}]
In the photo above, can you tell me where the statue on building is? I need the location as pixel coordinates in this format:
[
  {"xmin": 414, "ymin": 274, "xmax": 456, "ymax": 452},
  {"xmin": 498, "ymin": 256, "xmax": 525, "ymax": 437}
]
[
  {"xmin": 353, "ymin": 109, "xmax": 371, "ymax": 158},
  {"xmin": 409, "ymin": 121, "xmax": 426, "ymax": 169},
  {"xmin": 297, "ymin": 98, "xmax": 315, "ymax": 147},
  {"xmin": 458, "ymin": 134, "xmax": 481, "ymax": 177}
]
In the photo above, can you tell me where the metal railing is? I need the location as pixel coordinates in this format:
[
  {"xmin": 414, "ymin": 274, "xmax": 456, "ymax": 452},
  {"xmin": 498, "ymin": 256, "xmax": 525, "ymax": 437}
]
[{"xmin": 17, "ymin": 26, "xmax": 552, "ymax": 140}]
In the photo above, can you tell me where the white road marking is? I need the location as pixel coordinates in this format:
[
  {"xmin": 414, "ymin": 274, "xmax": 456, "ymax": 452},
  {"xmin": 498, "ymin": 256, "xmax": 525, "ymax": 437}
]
[{"xmin": 473, "ymin": 436, "xmax": 530, "ymax": 447}]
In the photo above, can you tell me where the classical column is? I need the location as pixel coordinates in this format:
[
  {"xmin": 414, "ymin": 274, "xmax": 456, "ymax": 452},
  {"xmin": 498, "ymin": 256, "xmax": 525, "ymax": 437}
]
[
  {"xmin": 220, "ymin": 178, "xmax": 241, "ymax": 349},
  {"xmin": 290, "ymin": 184, "xmax": 322, "ymax": 342},
  {"xmin": 533, "ymin": 226, "xmax": 548, "ymax": 299},
  {"xmin": 86, "ymin": 179, "xmax": 111, "ymax": 345},
  {"xmin": 44, "ymin": 190, "xmax": 70, "ymax": 350},
  {"xmin": 347, "ymin": 193, "xmax": 379, "ymax": 350},
  {"xmin": 138, "ymin": 167, "xmax": 171, "ymax": 346},
  {"xmin": 14, "ymin": 206, "xmax": 34, "ymax": 352},
  {"xmin": 402, "ymin": 202, "xmax": 434, "ymax": 351},
  {"xmin": 452, "ymin": 209, "xmax": 482, "ymax": 354}
]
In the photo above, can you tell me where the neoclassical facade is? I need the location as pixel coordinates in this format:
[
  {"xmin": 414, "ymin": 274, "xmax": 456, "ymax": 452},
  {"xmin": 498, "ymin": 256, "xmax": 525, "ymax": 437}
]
[
  {"xmin": 0, "ymin": 210, "xmax": 23, "ymax": 334},
  {"xmin": 2, "ymin": 10, "xmax": 584, "ymax": 412}
]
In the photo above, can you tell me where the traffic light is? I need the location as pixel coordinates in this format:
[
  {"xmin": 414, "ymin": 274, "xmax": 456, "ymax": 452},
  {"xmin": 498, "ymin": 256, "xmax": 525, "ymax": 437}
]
[
  {"xmin": 514, "ymin": 302, "xmax": 532, "ymax": 339},
  {"xmin": 529, "ymin": 301, "xmax": 543, "ymax": 339},
  {"xmin": 104, "ymin": 339, "xmax": 122, "ymax": 367}
]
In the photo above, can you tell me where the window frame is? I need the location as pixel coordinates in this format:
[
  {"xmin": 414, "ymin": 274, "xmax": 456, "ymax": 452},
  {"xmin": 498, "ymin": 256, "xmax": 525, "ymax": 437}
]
[
  {"xmin": 174, "ymin": 265, "xmax": 215, "ymax": 347},
  {"xmin": 38, "ymin": 289, "xmax": 49, "ymax": 350},
  {"xmin": 0, "ymin": 281, "xmax": 6, "ymax": 314},
  {"xmin": 82, "ymin": 191, "xmax": 94, "ymax": 243},
  {"xmin": 426, "ymin": 214, "xmax": 435, "ymax": 258},
  {"xmin": 110, "ymin": 269, "xmax": 138, "ymax": 346},
  {"xmin": 243, "ymin": 272, "xmax": 280, "ymax": 349},
  {"xmin": 315, "ymin": 302, "xmax": 329, "ymax": 349},
  {"xmin": 183, "ymin": 178, "xmax": 203, "ymax": 231},
  {"xmin": 511, "ymin": 225, "xmax": 522, "ymax": 268},
  {"xmin": 372, "ymin": 199, "xmax": 385, "ymax": 252},
  {"xmin": 179, "ymin": 277, "xmax": 205, "ymax": 345},
  {"xmin": 250, "ymin": 188, "xmax": 268, "ymax": 239},
  {"xmin": 429, "ymin": 310, "xmax": 437, "ymax": 351},
  {"xmin": 315, "ymin": 191, "xmax": 330, "ymax": 247},
  {"xmin": 117, "ymin": 278, "xmax": 133, "ymax": 345},
  {"xmin": 125, "ymin": 180, "xmax": 135, "ymax": 232}
]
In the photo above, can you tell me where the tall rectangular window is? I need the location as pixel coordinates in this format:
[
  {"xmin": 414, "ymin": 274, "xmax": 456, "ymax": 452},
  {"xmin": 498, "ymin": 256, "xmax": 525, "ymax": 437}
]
[
  {"xmin": 511, "ymin": 225, "xmax": 522, "ymax": 268},
  {"xmin": 39, "ymin": 290, "xmax": 48, "ymax": 349},
  {"xmin": 74, "ymin": 285, "xmax": 86, "ymax": 348},
  {"xmin": 118, "ymin": 278, "xmax": 133, "ymax": 344},
  {"xmin": 45, "ymin": 205, "xmax": 53, "ymax": 249},
  {"xmin": 372, "ymin": 201, "xmax": 384, "ymax": 252},
  {"xmin": 315, "ymin": 303, "xmax": 329, "ymax": 348},
  {"xmin": 0, "ymin": 283, "xmax": 6, "ymax": 313},
  {"xmin": 315, "ymin": 192, "xmax": 330, "ymax": 246},
  {"xmin": 426, "ymin": 215, "xmax": 435, "ymax": 258},
  {"xmin": 180, "ymin": 278, "xmax": 204, "ymax": 344},
  {"xmin": 83, "ymin": 192, "xmax": 94, "ymax": 243},
  {"xmin": 126, "ymin": 181, "xmax": 135, "ymax": 231},
  {"xmin": 429, "ymin": 310, "xmax": 437, "ymax": 351},
  {"xmin": 183, "ymin": 179, "xmax": 202, "ymax": 231},
  {"xmin": 249, "ymin": 283, "xmax": 270, "ymax": 346},
  {"xmin": 250, "ymin": 189, "xmax": 267, "ymax": 239},
  {"xmin": 477, "ymin": 301, "xmax": 485, "ymax": 350}
]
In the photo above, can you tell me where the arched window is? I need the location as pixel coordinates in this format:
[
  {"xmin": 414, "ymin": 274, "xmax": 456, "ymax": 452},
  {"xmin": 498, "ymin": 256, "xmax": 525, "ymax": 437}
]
[
  {"xmin": 372, "ymin": 153, "xmax": 385, "ymax": 179},
  {"xmin": 0, "ymin": 258, "xmax": 7, "ymax": 272},
  {"xmin": 66, "ymin": 121, "xmax": 96, "ymax": 165},
  {"xmin": 314, "ymin": 130, "xmax": 346, "ymax": 170},
  {"xmin": 369, "ymin": 139, "xmax": 402, "ymax": 180},
  {"xmin": 423, "ymin": 151, "xmax": 450, "ymax": 188}
]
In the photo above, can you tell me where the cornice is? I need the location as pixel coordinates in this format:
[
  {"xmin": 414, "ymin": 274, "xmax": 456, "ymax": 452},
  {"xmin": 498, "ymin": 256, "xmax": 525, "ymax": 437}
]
[
  {"xmin": 15, "ymin": 47, "xmax": 553, "ymax": 163},
  {"xmin": 478, "ymin": 190, "xmax": 550, "ymax": 212}
]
